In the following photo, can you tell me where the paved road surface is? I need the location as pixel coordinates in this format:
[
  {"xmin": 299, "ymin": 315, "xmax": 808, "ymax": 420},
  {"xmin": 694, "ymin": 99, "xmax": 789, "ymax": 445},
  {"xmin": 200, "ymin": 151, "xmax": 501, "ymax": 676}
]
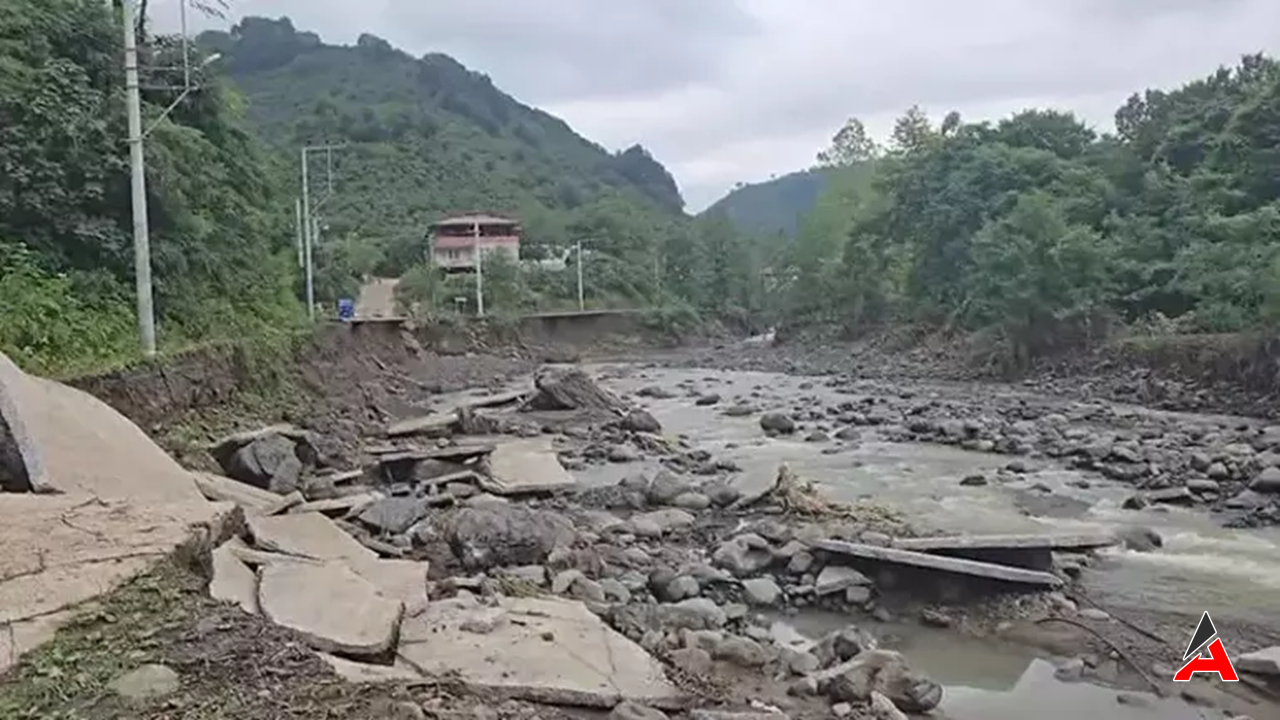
[{"xmin": 355, "ymin": 277, "xmax": 400, "ymax": 319}]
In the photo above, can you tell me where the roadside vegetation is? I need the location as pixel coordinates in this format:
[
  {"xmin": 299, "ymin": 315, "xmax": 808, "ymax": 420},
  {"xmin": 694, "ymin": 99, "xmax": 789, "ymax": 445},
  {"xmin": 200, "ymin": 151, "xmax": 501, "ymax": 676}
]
[
  {"xmin": 5, "ymin": 2, "xmax": 1278, "ymax": 376},
  {"xmin": 774, "ymin": 54, "xmax": 1280, "ymax": 367},
  {"xmin": 0, "ymin": 5, "xmax": 774, "ymax": 375},
  {"xmin": 0, "ymin": 0, "xmax": 307, "ymax": 376}
]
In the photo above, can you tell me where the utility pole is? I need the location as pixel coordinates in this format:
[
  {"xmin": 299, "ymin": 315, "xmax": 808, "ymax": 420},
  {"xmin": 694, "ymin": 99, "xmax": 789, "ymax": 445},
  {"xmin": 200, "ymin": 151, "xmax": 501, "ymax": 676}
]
[
  {"xmin": 122, "ymin": 0, "xmax": 156, "ymax": 356},
  {"xmin": 576, "ymin": 240, "xmax": 585, "ymax": 311},
  {"xmin": 299, "ymin": 144, "xmax": 344, "ymax": 320},
  {"xmin": 294, "ymin": 198, "xmax": 304, "ymax": 268},
  {"xmin": 473, "ymin": 223, "xmax": 485, "ymax": 317},
  {"xmin": 119, "ymin": 0, "xmax": 221, "ymax": 356},
  {"xmin": 300, "ymin": 147, "xmax": 314, "ymax": 319}
]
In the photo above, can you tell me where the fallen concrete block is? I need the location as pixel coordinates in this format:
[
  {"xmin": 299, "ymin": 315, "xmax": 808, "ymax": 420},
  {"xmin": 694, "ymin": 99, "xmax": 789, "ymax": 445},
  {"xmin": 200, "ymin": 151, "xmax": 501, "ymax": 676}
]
[
  {"xmin": 0, "ymin": 350, "xmax": 205, "ymax": 503},
  {"xmin": 893, "ymin": 533, "xmax": 1117, "ymax": 571},
  {"xmin": 811, "ymin": 539, "xmax": 1062, "ymax": 588},
  {"xmin": 210, "ymin": 539, "xmax": 259, "ymax": 614},
  {"xmin": 398, "ymin": 595, "xmax": 684, "ymax": 708},
  {"xmin": 318, "ymin": 652, "xmax": 426, "ymax": 684},
  {"xmin": 0, "ymin": 494, "xmax": 229, "ymax": 673},
  {"xmin": 386, "ymin": 411, "xmax": 458, "ymax": 438},
  {"xmin": 193, "ymin": 472, "xmax": 279, "ymax": 514},
  {"xmin": 289, "ymin": 492, "xmax": 383, "ymax": 517},
  {"xmin": 246, "ymin": 512, "xmax": 378, "ymax": 565},
  {"xmin": 257, "ymin": 562, "xmax": 404, "ymax": 657},
  {"xmin": 352, "ymin": 558, "xmax": 430, "ymax": 616},
  {"xmin": 1238, "ymin": 646, "xmax": 1280, "ymax": 676},
  {"xmin": 480, "ymin": 438, "xmax": 577, "ymax": 496}
]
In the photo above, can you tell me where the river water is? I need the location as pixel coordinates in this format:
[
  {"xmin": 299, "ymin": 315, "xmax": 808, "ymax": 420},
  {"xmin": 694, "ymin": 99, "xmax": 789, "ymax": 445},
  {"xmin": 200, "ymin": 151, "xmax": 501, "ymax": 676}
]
[
  {"xmin": 580, "ymin": 362, "xmax": 1280, "ymax": 719},
  {"xmin": 446, "ymin": 360, "xmax": 1280, "ymax": 718}
]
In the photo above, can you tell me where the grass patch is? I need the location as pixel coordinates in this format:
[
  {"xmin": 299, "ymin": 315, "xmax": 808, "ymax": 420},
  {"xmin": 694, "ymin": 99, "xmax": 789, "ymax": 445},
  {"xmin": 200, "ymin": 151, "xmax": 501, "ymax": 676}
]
[{"xmin": 0, "ymin": 563, "xmax": 201, "ymax": 720}]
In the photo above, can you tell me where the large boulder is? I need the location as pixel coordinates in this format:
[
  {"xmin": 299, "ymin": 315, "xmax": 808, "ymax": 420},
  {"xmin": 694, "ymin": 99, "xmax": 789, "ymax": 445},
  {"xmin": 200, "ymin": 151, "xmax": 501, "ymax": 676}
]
[
  {"xmin": 760, "ymin": 412, "xmax": 797, "ymax": 435},
  {"xmin": 446, "ymin": 505, "xmax": 577, "ymax": 571},
  {"xmin": 526, "ymin": 368, "xmax": 630, "ymax": 414},
  {"xmin": 824, "ymin": 649, "xmax": 942, "ymax": 713},
  {"xmin": 210, "ymin": 425, "xmax": 319, "ymax": 495}
]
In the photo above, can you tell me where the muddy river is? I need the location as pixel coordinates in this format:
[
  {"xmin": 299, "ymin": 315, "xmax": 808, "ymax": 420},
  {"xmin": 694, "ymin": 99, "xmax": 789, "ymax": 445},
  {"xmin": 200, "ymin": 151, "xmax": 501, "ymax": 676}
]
[
  {"xmin": 589, "ymin": 364, "xmax": 1280, "ymax": 720},
  {"xmin": 454, "ymin": 361, "xmax": 1280, "ymax": 719}
]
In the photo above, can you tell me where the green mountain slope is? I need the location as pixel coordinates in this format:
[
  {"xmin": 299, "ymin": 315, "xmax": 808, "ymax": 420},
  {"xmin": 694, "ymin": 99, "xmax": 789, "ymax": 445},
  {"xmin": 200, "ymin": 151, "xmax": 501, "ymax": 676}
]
[
  {"xmin": 197, "ymin": 17, "xmax": 685, "ymax": 271},
  {"xmin": 702, "ymin": 169, "xmax": 830, "ymax": 236}
]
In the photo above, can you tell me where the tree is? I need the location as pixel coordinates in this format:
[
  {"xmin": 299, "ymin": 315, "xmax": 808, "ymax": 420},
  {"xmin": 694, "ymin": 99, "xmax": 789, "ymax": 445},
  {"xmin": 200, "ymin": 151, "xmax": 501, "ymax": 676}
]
[
  {"xmin": 767, "ymin": 53, "xmax": 1280, "ymax": 360},
  {"xmin": 891, "ymin": 105, "xmax": 935, "ymax": 153},
  {"xmin": 0, "ymin": 0, "xmax": 302, "ymax": 371},
  {"xmin": 816, "ymin": 117, "xmax": 879, "ymax": 167}
]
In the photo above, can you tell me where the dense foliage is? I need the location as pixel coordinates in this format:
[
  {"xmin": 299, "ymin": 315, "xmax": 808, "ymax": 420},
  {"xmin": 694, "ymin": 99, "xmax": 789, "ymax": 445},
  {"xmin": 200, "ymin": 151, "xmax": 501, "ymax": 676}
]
[
  {"xmin": 197, "ymin": 16, "xmax": 774, "ymax": 325},
  {"xmin": 197, "ymin": 19, "xmax": 686, "ymax": 277},
  {"xmin": 775, "ymin": 55, "xmax": 1280, "ymax": 365},
  {"xmin": 1, "ymin": 6, "xmax": 780, "ymax": 371},
  {"xmin": 0, "ymin": 0, "xmax": 302, "ymax": 373}
]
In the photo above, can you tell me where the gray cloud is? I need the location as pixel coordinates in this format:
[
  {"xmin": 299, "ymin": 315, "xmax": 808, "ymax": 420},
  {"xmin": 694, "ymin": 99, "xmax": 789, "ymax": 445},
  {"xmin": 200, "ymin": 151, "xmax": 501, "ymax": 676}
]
[
  {"xmin": 180, "ymin": 0, "xmax": 1280, "ymax": 209},
  {"xmin": 385, "ymin": 1, "xmax": 759, "ymax": 101}
]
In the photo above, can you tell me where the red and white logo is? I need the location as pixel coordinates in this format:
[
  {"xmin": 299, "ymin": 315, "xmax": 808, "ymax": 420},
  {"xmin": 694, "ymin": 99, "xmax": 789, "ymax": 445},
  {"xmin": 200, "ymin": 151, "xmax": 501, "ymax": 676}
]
[{"xmin": 1173, "ymin": 611, "xmax": 1239, "ymax": 682}]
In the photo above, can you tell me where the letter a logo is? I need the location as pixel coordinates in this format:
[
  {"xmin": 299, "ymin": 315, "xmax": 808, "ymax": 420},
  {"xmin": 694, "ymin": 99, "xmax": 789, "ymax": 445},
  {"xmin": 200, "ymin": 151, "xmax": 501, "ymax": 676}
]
[{"xmin": 1173, "ymin": 611, "xmax": 1239, "ymax": 682}]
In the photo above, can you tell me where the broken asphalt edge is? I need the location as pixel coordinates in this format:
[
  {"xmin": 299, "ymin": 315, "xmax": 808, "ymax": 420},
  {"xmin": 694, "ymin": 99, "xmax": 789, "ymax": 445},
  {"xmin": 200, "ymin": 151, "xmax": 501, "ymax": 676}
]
[{"xmin": 0, "ymin": 352, "xmax": 49, "ymax": 493}]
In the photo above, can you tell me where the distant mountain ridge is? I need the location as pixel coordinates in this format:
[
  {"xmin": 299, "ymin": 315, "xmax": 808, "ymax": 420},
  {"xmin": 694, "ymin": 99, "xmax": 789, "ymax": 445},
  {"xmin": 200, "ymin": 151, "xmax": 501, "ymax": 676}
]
[
  {"xmin": 197, "ymin": 17, "xmax": 684, "ymax": 268},
  {"xmin": 702, "ymin": 169, "xmax": 831, "ymax": 236}
]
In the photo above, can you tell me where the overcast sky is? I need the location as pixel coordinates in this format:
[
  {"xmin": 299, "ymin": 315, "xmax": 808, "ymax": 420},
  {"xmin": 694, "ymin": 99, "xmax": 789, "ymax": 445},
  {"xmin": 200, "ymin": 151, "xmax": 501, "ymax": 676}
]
[{"xmin": 170, "ymin": 0, "xmax": 1280, "ymax": 211}]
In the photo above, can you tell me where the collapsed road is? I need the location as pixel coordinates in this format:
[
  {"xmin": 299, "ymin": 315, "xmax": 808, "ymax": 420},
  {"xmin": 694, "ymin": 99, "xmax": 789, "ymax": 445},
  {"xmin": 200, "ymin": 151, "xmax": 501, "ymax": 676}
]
[{"xmin": 2, "ymin": 340, "xmax": 1280, "ymax": 720}]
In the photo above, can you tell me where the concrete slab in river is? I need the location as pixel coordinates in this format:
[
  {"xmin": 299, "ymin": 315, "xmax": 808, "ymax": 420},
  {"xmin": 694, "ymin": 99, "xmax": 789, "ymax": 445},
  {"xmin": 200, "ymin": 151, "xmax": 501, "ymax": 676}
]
[
  {"xmin": 812, "ymin": 539, "xmax": 1063, "ymax": 588},
  {"xmin": 894, "ymin": 533, "xmax": 1118, "ymax": 552},
  {"xmin": 893, "ymin": 533, "xmax": 1118, "ymax": 571}
]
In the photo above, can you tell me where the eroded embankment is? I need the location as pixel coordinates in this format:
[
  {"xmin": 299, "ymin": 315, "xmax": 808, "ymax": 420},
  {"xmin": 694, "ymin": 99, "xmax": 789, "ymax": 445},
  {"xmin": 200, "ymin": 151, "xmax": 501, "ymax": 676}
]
[{"xmin": 664, "ymin": 329, "xmax": 1280, "ymax": 421}]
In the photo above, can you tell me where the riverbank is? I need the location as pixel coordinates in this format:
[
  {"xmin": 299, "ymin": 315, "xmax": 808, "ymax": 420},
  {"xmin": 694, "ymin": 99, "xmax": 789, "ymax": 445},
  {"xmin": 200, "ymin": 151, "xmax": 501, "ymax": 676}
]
[
  {"xmin": 652, "ymin": 327, "xmax": 1280, "ymax": 420},
  {"xmin": 7, "ymin": 323, "xmax": 1280, "ymax": 718}
]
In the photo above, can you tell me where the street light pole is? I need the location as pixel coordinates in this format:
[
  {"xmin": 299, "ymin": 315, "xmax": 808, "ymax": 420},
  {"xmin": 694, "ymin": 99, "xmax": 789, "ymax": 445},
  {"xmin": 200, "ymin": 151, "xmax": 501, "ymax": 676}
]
[{"xmin": 122, "ymin": 0, "xmax": 156, "ymax": 356}]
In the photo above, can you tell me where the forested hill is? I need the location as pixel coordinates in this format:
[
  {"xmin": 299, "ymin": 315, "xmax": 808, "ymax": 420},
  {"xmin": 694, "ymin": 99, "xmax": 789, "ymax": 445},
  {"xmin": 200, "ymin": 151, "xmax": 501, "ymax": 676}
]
[
  {"xmin": 197, "ymin": 16, "xmax": 685, "ymax": 269},
  {"xmin": 703, "ymin": 169, "xmax": 831, "ymax": 237},
  {"xmin": 773, "ymin": 54, "xmax": 1280, "ymax": 365}
]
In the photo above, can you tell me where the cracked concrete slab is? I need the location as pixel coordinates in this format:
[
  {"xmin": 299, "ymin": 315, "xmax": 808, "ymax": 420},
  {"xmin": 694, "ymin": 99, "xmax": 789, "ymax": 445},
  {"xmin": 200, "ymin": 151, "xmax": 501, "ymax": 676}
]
[
  {"xmin": 0, "ymin": 350, "xmax": 205, "ymax": 504},
  {"xmin": 246, "ymin": 512, "xmax": 378, "ymax": 565},
  {"xmin": 210, "ymin": 539, "xmax": 259, "ymax": 614},
  {"xmin": 192, "ymin": 472, "xmax": 280, "ymax": 515},
  {"xmin": 398, "ymin": 595, "xmax": 684, "ymax": 708},
  {"xmin": 480, "ymin": 438, "xmax": 577, "ymax": 496},
  {"xmin": 318, "ymin": 652, "xmax": 426, "ymax": 684},
  {"xmin": 257, "ymin": 562, "xmax": 404, "ymax": 657},
  {"xmin": 0, "ymin": 350, "xmax": 230, "ymax": 673},
  {"xmin": 352, "ymin": 558, "xmax": 430, "ymax": 616}
]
